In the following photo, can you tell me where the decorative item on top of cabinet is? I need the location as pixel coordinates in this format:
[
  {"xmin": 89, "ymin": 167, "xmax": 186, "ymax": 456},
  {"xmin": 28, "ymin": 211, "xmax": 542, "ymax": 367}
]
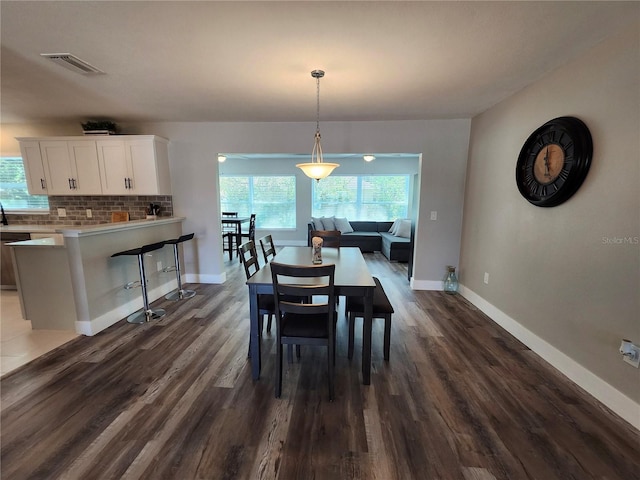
[
  {"xmin": 81, "ymin": 120, "xmax": 117, "ymax": 135},
  {"xmin": 16, "ymin": 135, "xmax": 171, "ymax": 196}
]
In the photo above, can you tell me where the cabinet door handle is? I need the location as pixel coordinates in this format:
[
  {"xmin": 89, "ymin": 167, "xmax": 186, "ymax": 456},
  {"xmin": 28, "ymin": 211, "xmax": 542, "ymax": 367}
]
[
  {"xmin": 68, "ymin": 178, "xmax": 73, "ymax": 189},
  {"xmin": 72, "ymin": 178, "xmax": 77, "ymax": 189},
  {"xmin": 127, "ymin": 177, "xmax": 133, "ymax": 189},
  {"xmin": 124, "ymin": 178, "xmax": 129, "ymax": 189},
  {"xmin": 40, "ymin": 178, "xmax": 46, "ymax": 190}
]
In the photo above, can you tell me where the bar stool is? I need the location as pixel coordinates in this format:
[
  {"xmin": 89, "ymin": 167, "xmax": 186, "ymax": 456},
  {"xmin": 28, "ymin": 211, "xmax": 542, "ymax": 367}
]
[
  {"xmin": 111, "ymin": 241, "xmax": 167, "ymax": 324},
  {"xmin": 163, "ymin": 233, "xmax": 196, "ymax": 301}
]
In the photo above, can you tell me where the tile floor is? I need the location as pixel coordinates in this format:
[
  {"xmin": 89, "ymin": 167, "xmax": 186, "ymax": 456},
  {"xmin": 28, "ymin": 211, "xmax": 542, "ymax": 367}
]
[{"xmin": 0, "ymin": 290, "xmax": 78, "ymax": 376}]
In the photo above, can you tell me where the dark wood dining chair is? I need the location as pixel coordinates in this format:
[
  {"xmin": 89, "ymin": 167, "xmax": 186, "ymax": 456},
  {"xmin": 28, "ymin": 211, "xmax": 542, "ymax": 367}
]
[
  {"xmin": 309, "ymin": 229, "xmax": 342, "ymax": 304},
  {"xmin": 238, "ymin": 213, "xmax": 256, "ymax": 263},
  {"xmin": 238, "ymin": 241, "xmax": 274, "ymax": 350},
  {"xmin": 222, "ymin": 211, "xmax": 239, "ymax": 261},
  {"xmin": 258, "ymin": 234, "xmax": 276, "ymax": 264},
  {"xmin": 241, "ymin": 213, "xmax": 256, "ymax": 242},
  {"xmin": 270, "ymin": 262, "xmax": 337, "ymax": 400},
  {"xmin": 309, "ymin": 230, "xmax": 341, "ymax": 248}
]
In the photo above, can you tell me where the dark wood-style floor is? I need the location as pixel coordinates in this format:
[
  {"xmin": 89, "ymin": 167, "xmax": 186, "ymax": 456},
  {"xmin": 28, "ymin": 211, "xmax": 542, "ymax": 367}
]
[{"xmin": 2, "ymin": 252, "xmax": 639, "ymax": 480}]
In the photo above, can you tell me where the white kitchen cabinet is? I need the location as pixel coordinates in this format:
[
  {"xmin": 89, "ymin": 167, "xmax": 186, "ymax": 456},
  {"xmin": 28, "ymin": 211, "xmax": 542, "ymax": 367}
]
[
  {"xmin": 17, "ymin": 135, "xmax": 170, "ymax": 196},
  {"xmin": 19, "ymin": 141, "xmax": 48, "ymax": 194},
  {"xmin": 97, "ymin": 136, "xmax": 171, "ymax": 195},
  {"xmin": 40, "ymin": 140, "xmax": 102, "ymax": 195}
]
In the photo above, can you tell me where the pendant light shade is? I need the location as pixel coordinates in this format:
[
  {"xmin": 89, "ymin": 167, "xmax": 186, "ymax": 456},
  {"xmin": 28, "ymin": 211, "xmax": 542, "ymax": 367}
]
[{"xmin": 296, "ymin": 70, "xmax": 339, "ymax": 181}]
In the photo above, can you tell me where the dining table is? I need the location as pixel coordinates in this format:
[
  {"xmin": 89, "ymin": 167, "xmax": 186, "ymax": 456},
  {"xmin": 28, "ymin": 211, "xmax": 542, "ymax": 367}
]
[
  {"xmin": 221, "ymin": 216, "xmax": 249, "ymax": 260},
  {"xmin": 246, "ymin": 246, "xmax": 376, "ymax": 384}
]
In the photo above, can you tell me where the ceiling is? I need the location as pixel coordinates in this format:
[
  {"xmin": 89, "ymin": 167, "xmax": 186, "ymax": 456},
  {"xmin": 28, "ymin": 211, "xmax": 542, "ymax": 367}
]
[{"xmin": 1, "ymin": 1, "xmax": 637, "ymax": 125}]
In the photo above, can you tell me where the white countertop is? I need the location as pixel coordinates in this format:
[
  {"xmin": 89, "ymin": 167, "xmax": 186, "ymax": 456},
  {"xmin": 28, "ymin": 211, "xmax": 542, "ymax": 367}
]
[
  {"xmin": 1, "ymin": 217, "xmax": 185, "ymax": 238},
  {"xmin": 57, "ymin": 217, "xmax": 185, "ymax": 237},
  {"xmin": 8, "ymin": 237, "xmax": 65, "ymax": 247},
  {"xmin": 1, "ymin": 224, "xmax": 71, "ymax": 234}
]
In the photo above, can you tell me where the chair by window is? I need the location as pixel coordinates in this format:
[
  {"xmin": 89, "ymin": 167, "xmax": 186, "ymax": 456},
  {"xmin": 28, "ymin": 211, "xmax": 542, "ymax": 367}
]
[
  {"xmin": 259, "ymin": 234, "xmax": 276, "ymax": 264},
  {"xmin": 309, "ymin": 230, "xmax": 341, "ymax": 248},
  {"xmin": 222, "ymin": 211, "xmax": 239, "ymax": 261},
  {"xmin": 241, "ymin": 213, "xmax": 256, "ymax": 243},
  {"xmin": 238, "ymin": 240, "xmax": 274, "ymax": 344},
  {"xmin": 270, "ymin": 262, "xmax": 337, "ymax": 400}
]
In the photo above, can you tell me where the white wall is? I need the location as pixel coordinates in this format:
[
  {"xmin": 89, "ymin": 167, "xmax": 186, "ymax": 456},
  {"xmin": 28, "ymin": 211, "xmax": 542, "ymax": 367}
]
[
  {"xmin": 2, "ymin": 119, "xmax": 470, "ymax": 285},
  {"xmin": 459, "ymin": 21, "xmax": 639, "ymax": 426},
  {"xmin": 117, "ymin": 120, "xmax": 471, "ymax": 285}
]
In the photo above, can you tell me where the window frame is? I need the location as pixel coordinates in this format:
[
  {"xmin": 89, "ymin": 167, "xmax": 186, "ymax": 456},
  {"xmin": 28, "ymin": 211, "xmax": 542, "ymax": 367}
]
[
  {"xmin": 219, "ymin": 174, "xmax": 297, "ymax": 229},
  {"xmin": 0, "ymin": 155, "xmax": 50, "ymax": 213},
  {"xmin": 312, "ymin": 174, "xmax": 410, "ymax": 221}
]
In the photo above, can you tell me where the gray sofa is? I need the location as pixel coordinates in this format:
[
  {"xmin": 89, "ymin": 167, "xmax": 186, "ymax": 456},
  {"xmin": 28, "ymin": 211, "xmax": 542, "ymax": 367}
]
[{"xmin": 307, "ymin": 221, "xmax": 412, "ymax": 262}]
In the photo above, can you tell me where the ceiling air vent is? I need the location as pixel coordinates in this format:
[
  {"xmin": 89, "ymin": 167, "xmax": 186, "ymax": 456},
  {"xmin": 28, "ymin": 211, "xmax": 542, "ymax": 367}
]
[{"xmin": 40, "ymin": 53, "xmax": 104, "ymax": 75}]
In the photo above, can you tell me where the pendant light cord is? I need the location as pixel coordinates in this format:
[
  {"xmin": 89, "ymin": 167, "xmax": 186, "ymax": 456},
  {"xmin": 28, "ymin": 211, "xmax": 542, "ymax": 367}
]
[{"xmin": 316, "ymin": 74, "xmax": 321, "ymax": 135}]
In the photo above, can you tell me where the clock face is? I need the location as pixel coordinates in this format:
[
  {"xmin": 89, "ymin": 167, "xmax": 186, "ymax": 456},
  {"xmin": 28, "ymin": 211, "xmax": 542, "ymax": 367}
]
[{"xmin": 516, "ymin": 116, "xmax": 593, "ymax": 207}]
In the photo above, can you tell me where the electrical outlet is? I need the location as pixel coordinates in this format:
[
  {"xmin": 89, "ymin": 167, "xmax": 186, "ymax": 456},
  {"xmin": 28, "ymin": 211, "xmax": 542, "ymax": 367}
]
[
  {"xmin": 623, "ymin": 344, "xmax": 640, "ymax": 368},
  {"xmin": 86, "ymin": 209, "xmax": 92, "ymax": 218},
  {"xmin": 483, "ymin": 272, "xmax": 489, "ymax": 284},
  {"xmin": 57, "ymin": 208, "xmax": 66, "ymax": 217}
]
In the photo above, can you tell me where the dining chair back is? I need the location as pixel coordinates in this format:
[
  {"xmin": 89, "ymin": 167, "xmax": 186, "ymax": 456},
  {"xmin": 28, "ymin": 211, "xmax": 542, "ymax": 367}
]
[
  {"xmin": 309, "ymin": 230, "xmax": 341, "ymax": 248},
  {"xmin": 270, "ymin": 262, "xmax": 337, "ymax": 400},
  {"xmin": 222, "ymin": 211, "xmax": 240, "ymax": 261},
  {"xmin": 238, "ymin": 240, "xmax": 274, "ymax": 343},
  {"xmin": 259, "ymin": 234, "xmax": 276, "ymax": 263},
  {"xmin": 242, "ymin": 213, "xmax": 256, "ymax": 243}
]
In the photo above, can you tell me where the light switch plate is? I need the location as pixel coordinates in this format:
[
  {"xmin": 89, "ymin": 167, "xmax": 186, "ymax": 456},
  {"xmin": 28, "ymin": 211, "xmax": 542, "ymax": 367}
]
[
  {"xmin": 430, "ymin": 211, "xmax": 437, "ymax": 220},
  {"xmin": 57, "ymin": 208, "xmax": 66, "ymax": 217},
  {"xmin": 623, "ymin": 344, "xmax": 640, "ymax": 368}
]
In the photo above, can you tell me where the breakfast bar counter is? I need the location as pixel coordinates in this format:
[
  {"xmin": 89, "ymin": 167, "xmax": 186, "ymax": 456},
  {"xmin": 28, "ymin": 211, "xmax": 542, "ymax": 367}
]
[{"xmin": 10, "ymin": 217, "xmax": 185, "ymax": 335}]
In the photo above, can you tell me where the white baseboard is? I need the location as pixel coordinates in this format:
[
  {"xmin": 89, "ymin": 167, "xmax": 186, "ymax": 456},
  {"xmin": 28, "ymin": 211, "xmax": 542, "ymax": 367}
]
[
  {"xmin": 75, "ymin": 282, "xmax": 176, "ymax": 336},
  {"xmin": 186, "ymin": 273, "xmax": 225, "ymax": 284},
  {"xmin": 459, "ymin": 284, "xmax": 640, "ymax": 430}
]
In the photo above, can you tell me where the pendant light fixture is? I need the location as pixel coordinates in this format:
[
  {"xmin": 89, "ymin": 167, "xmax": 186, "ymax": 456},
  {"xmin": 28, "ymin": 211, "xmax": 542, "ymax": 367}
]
[{"xmin": 296, "ymin": 70, "xmax": 339, "ymax": 181}]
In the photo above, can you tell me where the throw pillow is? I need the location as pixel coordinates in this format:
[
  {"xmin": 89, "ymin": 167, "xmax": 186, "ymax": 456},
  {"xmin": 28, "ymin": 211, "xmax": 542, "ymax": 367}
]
[
  {"xmin": 389, "ymin": 219, "xmax": 400, "ymax": 235},
  {"xmin": 311, "ymin": 217, "xmax": 324, "ymax": 230},
  {"xmin": 334, "ymin": 217, "xmax": 354, "ymax": 233},
  {"xmin": 321, "ymin": 216, "xmax": 336, "ymax": 230},
  {"xmin": 395, "ymin": 219, "xmax": 412, "ymax": 238}
]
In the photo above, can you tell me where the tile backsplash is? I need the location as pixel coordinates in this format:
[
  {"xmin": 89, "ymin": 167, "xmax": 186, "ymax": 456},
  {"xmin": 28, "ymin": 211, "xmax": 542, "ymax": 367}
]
[{"xmin": 7, "ymin": 195, "xmax": 173, "ymax": 225}]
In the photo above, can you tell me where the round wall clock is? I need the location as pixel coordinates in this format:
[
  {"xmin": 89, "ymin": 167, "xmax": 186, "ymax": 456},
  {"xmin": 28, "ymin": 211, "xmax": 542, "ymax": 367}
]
[{"xmin": 516, "ymin": 116, "xmax": 593, "ymax": 207}]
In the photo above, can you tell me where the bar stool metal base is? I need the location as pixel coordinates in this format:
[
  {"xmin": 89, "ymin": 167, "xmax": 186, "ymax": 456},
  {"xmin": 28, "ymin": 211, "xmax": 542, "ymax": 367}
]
[
  {"xmin": 165, "ymin": 289, "xmax": 196, "ymax": 301},
  {"xmin": 163, "ymin": 233, "xmax": 196, "ymax": 302},
  {"xmin": 127, "ymin": 308, "xmax": 166, "ymax": 324}
]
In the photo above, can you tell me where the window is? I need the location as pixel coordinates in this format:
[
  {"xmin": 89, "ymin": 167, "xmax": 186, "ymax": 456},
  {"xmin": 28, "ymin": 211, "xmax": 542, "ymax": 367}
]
[
  {"xmin": 219, "ymin": 176, "xmax": 296, "ymax": 228},
  {"xmin": 0, "ymin": 157, "xmax": 49, "ymax": 211},
  {"xmin": 313, "ymin": 175, "xmax": 410, "ymax": 220}
]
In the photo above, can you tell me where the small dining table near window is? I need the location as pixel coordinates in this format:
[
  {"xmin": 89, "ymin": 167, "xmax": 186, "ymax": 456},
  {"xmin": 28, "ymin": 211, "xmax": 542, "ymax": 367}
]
[{"xmin": 246, "ymin": 246, "xmax": 376, "ymax": 384}]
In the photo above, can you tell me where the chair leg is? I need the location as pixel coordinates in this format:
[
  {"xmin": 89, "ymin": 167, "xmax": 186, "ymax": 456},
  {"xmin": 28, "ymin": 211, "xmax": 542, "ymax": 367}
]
[
  {"xmin": 384, "ymin": 314, "xmax": 391, "ymax": 361},
  {"xmin": 328, "ymin": 341, "xmax": 335, "ymax": 401},
  {"xmin": 348, "ymin": 312, "xmax": 356, "ymax": 359},
  {"xmin": 296, "ymin": 345, "xmax": 301, "ymax": 359},
  {"xmin": 287, "ymin": 344, "xmax": 294, "ymax": 364},
  {"xmin": 266, "ymin": 314, "xmax": 272, "ymax": 334},
  {"xmin": 275, "ymin": 343, "xmax": 283, "ymax": 398}
]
